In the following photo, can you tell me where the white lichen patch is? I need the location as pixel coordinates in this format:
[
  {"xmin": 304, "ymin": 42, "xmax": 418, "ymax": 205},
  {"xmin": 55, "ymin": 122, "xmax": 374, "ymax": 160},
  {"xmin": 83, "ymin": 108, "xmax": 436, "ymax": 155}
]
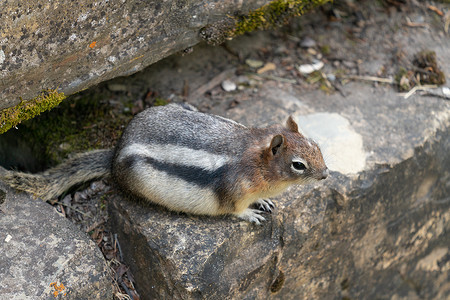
[
  {"xmin": 4, "ymin": 234, "xmax": 12, "ymax": 243},
  {"xmin": 77, "ymin": 12, "xmax": 90, "ymax": 23},
  {"xmin": 295, "ymin": 112, "xmax": 366, "ymax": 175},
  {"xmin": 69, "ymin": 33, "xmax": 77, "ymax": 41},
  {"xmin": 107, "ymin": 56, "xmax": 117, "ymax": 63},
  {"xmin": 0, "ymin": 50, "xmax": 5, "ymax": 65}
]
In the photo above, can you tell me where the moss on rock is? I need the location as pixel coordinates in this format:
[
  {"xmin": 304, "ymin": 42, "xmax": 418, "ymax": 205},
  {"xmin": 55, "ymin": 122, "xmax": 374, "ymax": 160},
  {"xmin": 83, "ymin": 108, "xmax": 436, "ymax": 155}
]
[
  {"xmin": 200, "ymin": 0, "xmax": 331, "ymax": 45},
  {"xmin": 231, "ymin": 0, "xmax": 331, "ymax": 36},
  {"xmin": 0, "ymin": 89, "xmax": 66, "ymax": 134}
]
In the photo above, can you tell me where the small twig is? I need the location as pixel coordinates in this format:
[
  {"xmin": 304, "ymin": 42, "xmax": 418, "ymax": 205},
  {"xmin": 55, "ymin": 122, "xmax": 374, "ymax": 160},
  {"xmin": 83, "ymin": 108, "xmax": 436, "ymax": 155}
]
[
  {"xmin": 53, "ymin": 201, "xmax": 91, "ymax": 217},
  {"xmin": 427, "ymin": 5, "xmax": 444, "ymax": 17},
  {"xmin": 57, "ymin": 203, "xmax": 66, "ymax": 217},
  {"xmin": 114, "ymin": 292, "xmax": 131, "ymax": 300},
  {"xmin": 247, "ymin": 72, "xmax": 297, "ymax": 84},
  {"xmin": 420, "ymin": 87, "xmax": 450, "ymax": 100},
  {"xmin": 339, "ymin": 74, "xmax": 395, "ymax": 84},
  {"xmin": 399, "ymin": 85, "xmax": 438, "ymax": 99},
  {"xmin": 85, "ymin": 218, "xmax": 106, "ymax": 233},
  {"xmin": 188, "ymin": 68, "xmax": 236, "ymax": 100},
  {"xmin": 405, "ymin": 17, "xmax": 429, "ymax": 28},
  {"xmin": 114, "ymin": 233, "xmax": 124, "ymax": 262},
  {"xmin": 328, "ymin": 80, "xmax": 347, "ymax": 98},
  {"xmin": 120, "ymin": 282, "xmax": 135, "ymax": 300},
  {"xmin": 444, "ymin": 11, "xmax": 450, "ymax": 34}
]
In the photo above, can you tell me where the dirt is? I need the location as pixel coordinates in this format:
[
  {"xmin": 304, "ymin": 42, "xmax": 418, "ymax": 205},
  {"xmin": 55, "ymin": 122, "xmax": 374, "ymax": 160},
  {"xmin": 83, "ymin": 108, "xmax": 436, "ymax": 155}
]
[{"xmin": 1, "ymin": 0, "xmax": 448, "ymax": 298}]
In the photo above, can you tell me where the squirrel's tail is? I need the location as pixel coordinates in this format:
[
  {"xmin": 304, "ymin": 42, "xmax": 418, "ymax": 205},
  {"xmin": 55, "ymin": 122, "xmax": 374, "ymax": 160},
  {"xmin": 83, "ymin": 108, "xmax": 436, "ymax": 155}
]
[{"xmin": 1, "ymin": 149, "xmax": 113, "ymax": 201}]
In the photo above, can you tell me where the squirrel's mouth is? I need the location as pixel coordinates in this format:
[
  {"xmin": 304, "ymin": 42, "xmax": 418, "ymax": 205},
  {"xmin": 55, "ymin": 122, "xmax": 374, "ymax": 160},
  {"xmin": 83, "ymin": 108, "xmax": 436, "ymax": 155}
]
[{"xmin": 319, "ymin": 168, "xmax": 329, "ymax": 180}]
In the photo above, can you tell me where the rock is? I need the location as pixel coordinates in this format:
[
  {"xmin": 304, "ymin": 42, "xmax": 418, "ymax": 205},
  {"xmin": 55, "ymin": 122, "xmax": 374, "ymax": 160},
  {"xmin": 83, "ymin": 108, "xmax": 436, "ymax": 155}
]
[
  {"xmin": 221, "ymin": 80, "xmax": 237, "ymax": 92},
  {"xmin": 326, "ymin": 73, "xmax": 336, "ymax": 81},
  {"xmin": 295, "ymin": 112, "xmax": 366, "ymax": 175},
  {"xmin": 2, "ymin": 1, "xmax": 450, "ymax": 298},
  {"xmin": 109, "ymin": 79, "xmax": 449, "ymax": 298},
  {"xmin": 227, "ymin": 82, "xmax": 450, "ymax": 299},
  {"xmin": 0, "ymin": 0, "xmax": 277, "ymax": 111},
  {"xmin": 444, "ymin": 87, "xmax": 450, "ymax": 97},
  {"xmin": 245, "ymin": 59, "xmax": 265, "ymax": 68},
  {"xmin": 257, "ymin": 62, "xmax": 276, "ymax": 74},
  {"xmin": 0, "ymin": 177, "xmax": 111, "ymax": 299},
  {"xmin": 109, "ymin": 198, "xmax": 283, "ymax": 299},
  {"xmin": 297, "ymin": 60, "xmax": 324, "ymax": 75},
  {"xmin": 300, "ymin": 36, "xmax": 317, "ymax": 48}
]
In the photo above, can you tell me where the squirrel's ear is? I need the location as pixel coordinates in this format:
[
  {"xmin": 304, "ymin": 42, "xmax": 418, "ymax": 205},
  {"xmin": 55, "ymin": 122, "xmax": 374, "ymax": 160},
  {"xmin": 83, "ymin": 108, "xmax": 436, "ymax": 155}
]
[
  {"xmin": 286, "ymin": 116, "xmax": 299, "ymax": 133},
  {"xmin": 269, "ymin": 134, "xmax": 285, "ymax": 155}
]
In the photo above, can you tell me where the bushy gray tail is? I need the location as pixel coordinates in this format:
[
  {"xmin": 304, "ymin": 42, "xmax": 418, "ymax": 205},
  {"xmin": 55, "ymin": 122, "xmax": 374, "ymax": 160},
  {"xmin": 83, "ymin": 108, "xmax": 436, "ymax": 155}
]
[{"xmin": 1, "ymin": 149, "xmax": 113, "ymax": 201}]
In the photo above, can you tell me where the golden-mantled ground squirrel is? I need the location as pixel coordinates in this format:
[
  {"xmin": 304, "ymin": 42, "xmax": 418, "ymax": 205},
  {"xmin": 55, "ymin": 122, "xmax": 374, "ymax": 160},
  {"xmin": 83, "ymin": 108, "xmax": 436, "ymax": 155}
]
[{"xmin": 2, "ymin": 104, "xmax": 328, "ymax": 224}]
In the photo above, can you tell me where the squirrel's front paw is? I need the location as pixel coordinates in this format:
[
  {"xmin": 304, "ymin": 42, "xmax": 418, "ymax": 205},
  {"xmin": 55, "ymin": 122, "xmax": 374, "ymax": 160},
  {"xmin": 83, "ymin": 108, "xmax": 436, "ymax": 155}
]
[
  {"xmin": 236, "ymin": 208, "xmax": 266, "ymax": 225},
  {"xmin": 254, "ymin": 199, "xmax": 275, "ymax": 213}
]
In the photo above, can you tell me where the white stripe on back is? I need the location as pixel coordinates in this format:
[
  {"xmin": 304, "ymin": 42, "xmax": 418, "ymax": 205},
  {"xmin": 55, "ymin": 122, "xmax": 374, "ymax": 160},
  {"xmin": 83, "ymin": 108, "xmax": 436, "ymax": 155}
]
[{"xmin": 117, "ymin": 143, "xmax": 230, "ymax": 171}]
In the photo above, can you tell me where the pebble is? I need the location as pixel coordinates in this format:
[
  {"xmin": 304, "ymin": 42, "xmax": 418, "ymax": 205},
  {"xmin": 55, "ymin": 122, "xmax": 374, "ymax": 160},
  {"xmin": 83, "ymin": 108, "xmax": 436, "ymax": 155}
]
[
  {"xmin": 443, "ymin": 87, "xmax": 450, "ymax": 96},
  {"xmin": 342, "ymin": 60, "xmax": 356, "ymax": 69},
  {"xmin": 300, "ymin": 36, "xmax": 316, "ymax": 48},
  {"xmin": 236, "ymin": 75, "xmax": 250, "ymax": 84},
  {"xmin": 245, "ymin": 59, "xmax": 264, "ymax": 68},
  {"xmin": 221, "ymin": 80, "xmax": 237, "ymax": 92},
  {"xmin": 0, "ymin": 50, "xmax": 5, "ymax": 64},
  {"xmin": 257, "ymin": 62, "xmax": 276, "ymax": 74},
  {"xmin": 327, "ymin": 74, "xmax": 336, "ymax": 82},
  {"xmin": 298, "ymin": 60, "xmax": 324, "ymax": 75}
]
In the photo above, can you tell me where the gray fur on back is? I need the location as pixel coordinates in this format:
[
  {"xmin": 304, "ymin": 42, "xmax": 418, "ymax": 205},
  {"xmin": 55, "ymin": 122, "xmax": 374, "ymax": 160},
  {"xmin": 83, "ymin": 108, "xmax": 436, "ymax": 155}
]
[{"xmin": 115, "ymin": 104, "xmax": 250, "ymax": 157}]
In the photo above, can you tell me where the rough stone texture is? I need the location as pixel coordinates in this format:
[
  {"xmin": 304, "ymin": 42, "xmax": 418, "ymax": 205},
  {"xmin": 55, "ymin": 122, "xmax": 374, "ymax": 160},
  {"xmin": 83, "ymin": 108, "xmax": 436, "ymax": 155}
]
[
  {"xmin": 0, "ymin": 176, "xmax": 112, "ymax": 299},
  {"xmin": 109, "ymin": 83, "xmax": 450, "ymax": 298},
  {"xmin": 1, "ymin": 1, "xmax": 449, "ymax": 299},
  {"xmin": 107, "ymin": 11, "xmax": 450, "ymax": 297},
  {"xmin": 110, "ymin": 197, "xmax": 284, "ymax": 299},
  {"xmin": 0, "ymin": 0, "xmax": 272, "ymax": 110}
]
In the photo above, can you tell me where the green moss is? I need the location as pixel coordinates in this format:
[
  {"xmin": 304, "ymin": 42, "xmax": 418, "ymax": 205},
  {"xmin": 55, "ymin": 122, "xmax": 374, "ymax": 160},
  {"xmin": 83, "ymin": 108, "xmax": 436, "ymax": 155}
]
[
  {"xmin": 320, "ymin": 44, "xmax": 331, "ymax": 55},
  {"xmin": 395, "ymin": 50, "xmax": 446, "ymax": 92},
  {"xmin": 153, "ymin": 97, "xmax": 170, "ymax": 106},
  {"xmin": 0, "ymin": 89, "xmax": 66, "ymax": 134},
  {"xmin": 413, "ymin": 50, "xmax": 446, "ymax": 85},
  {"xmin": 231, "ymin": 0, "xmax": 332, "ymax": 36},
  {"xmin": 395, "ymin": 67, "xmax": 411, "ymax": 92},
  {"xmin": 3, "ymin": 89, "xmax": 131, "ymax": 169}
]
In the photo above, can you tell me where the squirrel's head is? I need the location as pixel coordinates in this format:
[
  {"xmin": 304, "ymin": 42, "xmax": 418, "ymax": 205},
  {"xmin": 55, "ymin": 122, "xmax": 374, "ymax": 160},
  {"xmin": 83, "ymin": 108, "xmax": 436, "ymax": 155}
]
[{"xmin": 263, "ymin": 116, "xmax": 329, "ymax": 185}]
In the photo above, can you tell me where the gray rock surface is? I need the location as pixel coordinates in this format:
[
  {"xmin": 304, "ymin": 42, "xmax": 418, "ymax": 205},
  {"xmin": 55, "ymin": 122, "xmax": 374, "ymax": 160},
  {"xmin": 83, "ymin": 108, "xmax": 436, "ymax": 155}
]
[
  {"xmin": 0, "ymin": 0, "xmax": 272, "ymax": 110},
  {"xmin": 110, "ymin": 197, "xmax": 284, "ymax": 299},
  {"xmin": 0, "ymin": 177, "xmax": 111, "ymax": 299},
  {"xmin": 106, "ymin": 4, "xmax": 450, "ymax": 296},
  {"xmin": 109, "ymin": 83, "xmax": 450, "ymax": 299},
  {"xmin": 1, "ymin": 1, "xmax": 449, "ymax": 299}
]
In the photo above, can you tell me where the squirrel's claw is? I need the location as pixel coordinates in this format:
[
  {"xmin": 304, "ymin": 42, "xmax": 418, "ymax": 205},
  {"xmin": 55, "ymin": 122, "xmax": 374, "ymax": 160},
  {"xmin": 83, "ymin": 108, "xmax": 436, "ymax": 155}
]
[
  {"xmin": 255, "ymin": 199, "xmax": 275, "ymax": 213},
  {"xmin": 236, "ymin": 208, "xmax": 266, "ymax": 225}
]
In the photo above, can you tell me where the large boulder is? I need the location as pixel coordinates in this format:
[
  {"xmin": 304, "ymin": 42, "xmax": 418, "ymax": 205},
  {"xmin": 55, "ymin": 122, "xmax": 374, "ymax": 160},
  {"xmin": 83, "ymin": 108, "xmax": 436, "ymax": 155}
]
[
  {"xmin": 109, "ymin": 80, "xmax": 450, "ymax": 299},
  {"xmin": 0, "ymin": 176, "xmax": 112, "ymax": 299},
  {"xmin": 105, "ymin": 8, "xmax": 450, "ymax": 293},
  {"xmin": 0, "ymin": 0, "xmax": 329, "ymax": 133}
]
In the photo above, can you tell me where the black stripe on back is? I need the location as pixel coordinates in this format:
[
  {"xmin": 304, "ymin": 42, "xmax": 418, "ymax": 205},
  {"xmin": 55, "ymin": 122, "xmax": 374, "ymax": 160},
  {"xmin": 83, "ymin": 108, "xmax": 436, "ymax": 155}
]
[
  {"xmin": 121, "ymin": 154, "xmax": 236, "ymax": 210},
  {"xmin": 143, "ymin": 156, "xmax": 226, "ymax": 188}
]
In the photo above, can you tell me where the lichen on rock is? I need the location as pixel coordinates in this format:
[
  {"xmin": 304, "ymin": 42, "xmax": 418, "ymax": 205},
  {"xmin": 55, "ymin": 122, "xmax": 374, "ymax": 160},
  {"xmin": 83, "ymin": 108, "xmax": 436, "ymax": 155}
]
[
  {"xmin": 231, "ymin": 0, "xmax": 332, "ymax": 36},
  {"xmin": 0, "ymin": 89, "xmax": 66, "ymax": 134},
  {"xmin": 199, "ymin": 0, "xmax": 331, "ymax": 45}
]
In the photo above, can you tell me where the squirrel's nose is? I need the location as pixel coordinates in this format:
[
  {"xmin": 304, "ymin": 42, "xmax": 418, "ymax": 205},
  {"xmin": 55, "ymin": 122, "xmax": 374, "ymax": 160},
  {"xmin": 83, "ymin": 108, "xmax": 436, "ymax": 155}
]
[{"xmin": 320, "ymin": 168, "xmax": 329, "ymax": 180}]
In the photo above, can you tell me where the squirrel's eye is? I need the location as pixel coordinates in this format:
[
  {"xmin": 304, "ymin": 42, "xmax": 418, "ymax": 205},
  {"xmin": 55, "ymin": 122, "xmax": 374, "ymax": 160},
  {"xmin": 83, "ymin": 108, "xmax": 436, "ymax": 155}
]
[{"xmin": 292, "ymin": 161, "xmax": 307, "ymax": 171}]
